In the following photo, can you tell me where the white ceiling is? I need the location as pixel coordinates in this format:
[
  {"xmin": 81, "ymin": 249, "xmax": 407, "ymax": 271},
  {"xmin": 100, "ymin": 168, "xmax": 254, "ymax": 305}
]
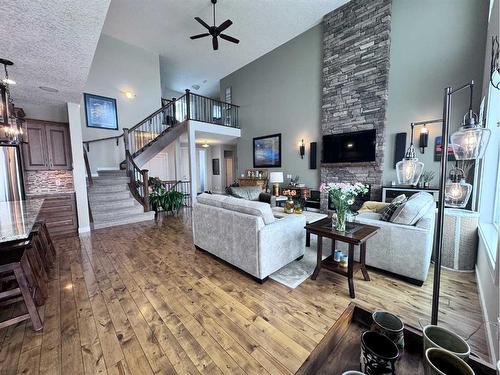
[
  {"xmin": 102, "ymin": 0, "xmax": 349, "ymax": 97},
  {"xmin": 0, "ymin": 1, "xmax": 111, "ymax": 106}
]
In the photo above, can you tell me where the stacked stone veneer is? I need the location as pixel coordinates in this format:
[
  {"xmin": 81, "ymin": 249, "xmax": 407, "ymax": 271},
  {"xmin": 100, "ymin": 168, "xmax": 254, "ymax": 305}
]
[{"xmin": 320, "ymin": 0, "xmax": 392, "ymax": 211}]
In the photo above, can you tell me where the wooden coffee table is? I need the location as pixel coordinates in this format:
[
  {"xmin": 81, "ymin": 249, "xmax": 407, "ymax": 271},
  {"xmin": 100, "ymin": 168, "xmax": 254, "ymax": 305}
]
[{"xmin": 305, "ymin": 217, "xmax": 380, "ymax": 298}]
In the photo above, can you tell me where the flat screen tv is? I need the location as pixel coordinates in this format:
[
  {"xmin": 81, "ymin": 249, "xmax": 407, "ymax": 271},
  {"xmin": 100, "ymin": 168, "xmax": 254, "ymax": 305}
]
[{"xmin": 322, "ymin": 129, "xmax": 376, "ymax": 163}]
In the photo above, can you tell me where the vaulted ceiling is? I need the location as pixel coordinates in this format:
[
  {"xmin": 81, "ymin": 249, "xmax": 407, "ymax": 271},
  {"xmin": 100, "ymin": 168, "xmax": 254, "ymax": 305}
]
[
  {"xmin": 0, "ymin": 0, "xmax": 111, "ymax": 105},
  {"xmin": 102, "ymin": 0, "xmax": 349, "ymax": 97}
]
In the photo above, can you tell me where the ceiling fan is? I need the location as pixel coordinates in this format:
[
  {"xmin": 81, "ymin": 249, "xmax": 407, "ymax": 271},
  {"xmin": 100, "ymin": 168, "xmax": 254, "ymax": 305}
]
[{"xmin": 190, "ymin": 0, "xmax": 239, "ymax": 51}]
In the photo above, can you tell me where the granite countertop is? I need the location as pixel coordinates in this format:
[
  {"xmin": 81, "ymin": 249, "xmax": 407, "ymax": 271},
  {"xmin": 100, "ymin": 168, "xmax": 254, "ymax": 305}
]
[{"xmin": 0, "ymin": 199, "xmax": 45, "ymax": 243}]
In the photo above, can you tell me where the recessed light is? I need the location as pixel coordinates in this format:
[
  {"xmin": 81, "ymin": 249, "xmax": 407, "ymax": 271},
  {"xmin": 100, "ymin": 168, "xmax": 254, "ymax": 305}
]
[{"xmin": 39, "ymin": 86, "xmax": 59, "ymax": 93}]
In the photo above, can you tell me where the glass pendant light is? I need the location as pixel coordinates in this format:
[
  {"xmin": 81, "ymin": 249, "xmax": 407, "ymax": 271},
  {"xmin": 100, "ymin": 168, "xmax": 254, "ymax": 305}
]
[
  {"xmin": 450, "ymin": 85, "xmax": 491, "ymax": 160},
  {"xmin": 444, "ymin": 167, "xmax": 472, "ymax": 208},
  {"xmin": 396, "ymin": 125, "xmax": 424, "ymax": 185}
]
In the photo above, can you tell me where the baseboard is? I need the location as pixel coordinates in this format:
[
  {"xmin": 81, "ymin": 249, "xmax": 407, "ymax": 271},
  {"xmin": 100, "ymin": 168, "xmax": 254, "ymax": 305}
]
[
  {"xmin": 475, "ymin": 264, "xmax": 497, "ymax": 364},
  {"xmin": 78, "ymin": 226, "xmax": 91, "ymax": 235}
]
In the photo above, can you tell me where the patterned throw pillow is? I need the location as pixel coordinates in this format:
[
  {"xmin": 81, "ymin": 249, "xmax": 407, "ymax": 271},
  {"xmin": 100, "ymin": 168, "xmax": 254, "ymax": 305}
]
[{"xmin": 379, "ymin": 194, "xmax": 407, "ymax": 221}]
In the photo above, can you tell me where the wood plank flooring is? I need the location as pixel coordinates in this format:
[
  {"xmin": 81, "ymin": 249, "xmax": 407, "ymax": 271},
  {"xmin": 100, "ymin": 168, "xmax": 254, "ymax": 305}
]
[{"xmin": 0, "ymin": 209, "xmax": 490, "ymax": 374}]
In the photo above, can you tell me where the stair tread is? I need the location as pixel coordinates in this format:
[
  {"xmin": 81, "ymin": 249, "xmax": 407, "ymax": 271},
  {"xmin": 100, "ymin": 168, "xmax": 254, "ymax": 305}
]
[{"xmin": 92, "ymin": 211, "xmax": 155, "ymax": 229}]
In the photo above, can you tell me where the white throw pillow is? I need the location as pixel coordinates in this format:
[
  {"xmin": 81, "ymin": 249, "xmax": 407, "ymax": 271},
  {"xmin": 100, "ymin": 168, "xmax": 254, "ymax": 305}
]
[
  {"xmin": 390, "ymin": 192, "xmax": 434, "ymax": 225},
  {"xmin": 221, "ymin": 196, "xmax": 275, "ymax": 224}
]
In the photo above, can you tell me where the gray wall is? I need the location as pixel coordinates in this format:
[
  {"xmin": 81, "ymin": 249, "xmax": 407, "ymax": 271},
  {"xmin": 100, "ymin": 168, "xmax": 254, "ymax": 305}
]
[
  {"xmin": 220, "ymin": 25, "xmax": 322, "ymax": 188},
  {"xmin": 384, "ymin": 0, "xmax": 489, "ymax": 186}
]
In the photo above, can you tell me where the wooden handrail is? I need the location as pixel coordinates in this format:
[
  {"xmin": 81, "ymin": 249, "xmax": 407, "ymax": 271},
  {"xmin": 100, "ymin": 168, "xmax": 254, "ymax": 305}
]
[
  {"xmin": 125, "ymin": 150, "xmax": 150, "ymax": 212},
  {"xmin": 83, "ymin": 148, "xmax": 93, "ymax": 186},
  {"xmin": 128, "ymin": 95, "xmax": 184, "ymax": 133}
]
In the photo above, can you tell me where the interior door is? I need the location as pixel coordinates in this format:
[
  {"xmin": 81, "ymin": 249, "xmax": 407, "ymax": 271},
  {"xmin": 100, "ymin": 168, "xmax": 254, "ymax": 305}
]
[
  {"xmin": 45, "ymin": 124, "xmax": 72, "ymax": 170},
  {"xmin": 22, "ymin": 121, "xmax": 48, "ymax": 171}
]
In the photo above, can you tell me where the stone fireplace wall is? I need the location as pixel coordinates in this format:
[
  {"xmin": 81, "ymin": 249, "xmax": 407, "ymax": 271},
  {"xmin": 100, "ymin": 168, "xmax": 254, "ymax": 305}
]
[{"xmin": 320, "ymin": 0, "xmax": 392, "ymax": 211}]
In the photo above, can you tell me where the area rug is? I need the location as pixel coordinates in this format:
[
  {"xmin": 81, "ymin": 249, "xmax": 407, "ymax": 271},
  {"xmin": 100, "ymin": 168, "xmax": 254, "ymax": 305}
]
[{"xmin": 269, "ymin": 237, "xmax": 331, "ymax": 289}]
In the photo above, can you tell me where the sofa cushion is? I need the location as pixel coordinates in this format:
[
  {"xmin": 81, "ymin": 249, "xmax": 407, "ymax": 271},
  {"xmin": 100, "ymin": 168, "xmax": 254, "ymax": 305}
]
[
  {"xmin": 197, "ymin": 193, "xmax": 227, "ymax": 208},
  {"xmin": 229, "ymin": 186, "xmax": 262, "ymax": 201},
  {"xmin": 390, "ymin": 192, "xmax": 435, "ymax": 225},
  {"xmin": 357, "ymin": 211, "xmax": 383, "ymax": 221},
  {"xmin": 358, "ymin": 201, "xmax": 389, "ymax": 213},
  {"xmin": 221, "ymin": 196, "xmax": 275, "ymax": 224},
  {"xmin": 380, "ymin": 194, "xmax": 407, "ymax": 221}
]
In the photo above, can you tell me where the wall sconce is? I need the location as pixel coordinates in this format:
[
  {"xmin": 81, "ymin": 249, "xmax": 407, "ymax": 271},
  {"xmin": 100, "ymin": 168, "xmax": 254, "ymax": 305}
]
[
  {"xmin": 419, "ymin": 125, "xmax": 429, "ymax": 153},
  {"xmin": 121, "ymin": 90, "xmax": 135, "ymax": 99},
  {"xmin": 299, "ymin": 139, "xmax": 305, "ymax": 159}
]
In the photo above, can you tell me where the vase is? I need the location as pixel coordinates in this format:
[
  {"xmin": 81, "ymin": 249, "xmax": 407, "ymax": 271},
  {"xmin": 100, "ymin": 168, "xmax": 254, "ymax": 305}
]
[
  {"xmin": 335, "ymin": 207, "xmax": 347, "ymax": 232},
  {"xmin": 284, "ymin": 197, "xmax": 295, "ymax": 214}
]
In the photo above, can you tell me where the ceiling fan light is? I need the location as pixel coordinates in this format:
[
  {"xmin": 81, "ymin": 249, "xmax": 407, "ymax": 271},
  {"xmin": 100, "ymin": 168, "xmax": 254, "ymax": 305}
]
[{"xmin": 2, "ymin": 78, "xmax": 15, "ymax": 85}]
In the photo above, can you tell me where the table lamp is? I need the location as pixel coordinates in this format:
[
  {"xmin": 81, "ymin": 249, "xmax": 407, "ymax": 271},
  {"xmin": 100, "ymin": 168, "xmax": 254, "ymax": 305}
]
[{"xmin": 269, "ymin": 172, "xmax": 284, "ymax": 197}]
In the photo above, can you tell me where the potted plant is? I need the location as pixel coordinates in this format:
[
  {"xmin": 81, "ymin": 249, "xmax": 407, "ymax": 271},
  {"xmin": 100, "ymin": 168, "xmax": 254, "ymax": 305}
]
[
  {"xmin": 420, "ymin": 171, "xmax": 436, "ymax": 188},
  {"xmin": 320, "ymin": 182, "xmax": 368, "ymax": 232}
]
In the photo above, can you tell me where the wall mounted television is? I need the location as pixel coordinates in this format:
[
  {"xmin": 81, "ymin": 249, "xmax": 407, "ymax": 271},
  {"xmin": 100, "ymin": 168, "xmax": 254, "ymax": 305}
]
[{"xmin": 322, "ymin": 129, "xmax": 376, "ymax": 163}]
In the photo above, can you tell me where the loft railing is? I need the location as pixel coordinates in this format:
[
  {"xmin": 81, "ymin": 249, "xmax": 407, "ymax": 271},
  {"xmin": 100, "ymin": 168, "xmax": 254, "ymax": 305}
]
[
  {"xmin": 125, "ymin": 150, "xmax": 149, "ymax": 212},
  {"xmin": 188, "ymin": 91, "xmax": 239, "ymax": 128}
]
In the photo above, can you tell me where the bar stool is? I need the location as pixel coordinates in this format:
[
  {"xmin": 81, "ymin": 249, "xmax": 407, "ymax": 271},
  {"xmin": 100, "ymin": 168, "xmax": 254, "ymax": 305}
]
[{"xmin": 0, "ymin": 248, "xmax": 43, "ymax": 331}]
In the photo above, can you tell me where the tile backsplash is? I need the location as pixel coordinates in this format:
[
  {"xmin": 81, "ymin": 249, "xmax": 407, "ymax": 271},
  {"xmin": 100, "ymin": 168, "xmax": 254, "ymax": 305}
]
[{"xmin": 25, "ymin": 170, "xmax": 74, "ymax": 195}]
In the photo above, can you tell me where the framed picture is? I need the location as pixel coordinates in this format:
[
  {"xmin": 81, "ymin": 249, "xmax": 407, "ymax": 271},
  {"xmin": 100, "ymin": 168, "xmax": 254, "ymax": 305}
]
[
  {"xmin": 434, "ymin": 136, "xmax": 455, "ymax": 162},
  {"xmin": 84, "ymin": 93, "xmax": 119, "ymax": 130},
  {"xmin": 0, "ymin": 85, "xmax": 8, "ymax": 126},
  {"xmin": 212, "ymin": 158, "xmax": 220, "ymax": 175},
  {"xmin": 253, "ymin": 133, "xmax": 281, "ymax": 168}
]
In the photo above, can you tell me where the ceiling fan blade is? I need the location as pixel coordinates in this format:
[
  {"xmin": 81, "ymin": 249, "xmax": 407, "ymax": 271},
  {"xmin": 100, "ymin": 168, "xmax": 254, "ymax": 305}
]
[
  {"xmin": 217, "ymin": 19, "xmax": 233, "ymax": 33},
  {"xmin": 194, "ymin": 17, "xmax": 211, "ymax": 30},
  {"xmin": 220, "ymin": 34, "xmax": 239, "ymax": 44},
  {"xmin": 190, "ymin": 33, "xmax": 210, "ymax": 40},
  {"xmin": 212, "ymin": 36, "xmax": 219, "ymax": 50}
]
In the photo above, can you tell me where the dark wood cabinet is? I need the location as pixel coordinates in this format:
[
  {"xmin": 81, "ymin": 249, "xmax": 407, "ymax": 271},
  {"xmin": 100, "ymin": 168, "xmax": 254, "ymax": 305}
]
[
  {"xmin": 34, "ymin": 193, "xmax": 78, "ymax": 237},
  {"xmin": 22, "ymin": 119, "xmax": 72, "ymax": 171}
]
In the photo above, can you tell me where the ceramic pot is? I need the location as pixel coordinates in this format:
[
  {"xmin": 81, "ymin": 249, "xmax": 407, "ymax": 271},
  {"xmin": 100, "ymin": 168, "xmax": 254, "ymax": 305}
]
[
  {"xmin": 360, "ymin": 331, "xmax": 399, "ymax": 375},
  {"xmin": 371, "ymin": 311, "xmax": 405, "ymax": 351},
  {"xmin": 424, "ymin": 348, "xmax": 474, "ymax": 375},
  {"xmin": 423, "ymin": 325, "xmax": 470, "ymax": 360}
]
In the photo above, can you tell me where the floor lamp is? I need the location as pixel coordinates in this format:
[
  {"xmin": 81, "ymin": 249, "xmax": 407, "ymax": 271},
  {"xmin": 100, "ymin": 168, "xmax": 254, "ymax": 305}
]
[{"xmin": 396, "ymin": 80, "xmax": 491, "ymax": 325}]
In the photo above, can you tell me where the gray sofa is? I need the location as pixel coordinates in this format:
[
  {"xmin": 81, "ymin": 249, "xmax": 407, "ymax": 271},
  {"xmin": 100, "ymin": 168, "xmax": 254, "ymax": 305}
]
[
  {"xmin": 335, "ymin": 201, "xmax": 436, "ymax": 285},
  {"xmin": 193, "ymin": 193, "xmax": 306, "ymax": 281}
]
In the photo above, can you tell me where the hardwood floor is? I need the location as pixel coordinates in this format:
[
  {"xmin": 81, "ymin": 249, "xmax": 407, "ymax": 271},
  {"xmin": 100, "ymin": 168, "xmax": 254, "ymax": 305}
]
[{"xmin": 0, "ymin": 210, "xmax": 490, "ymax": 374}]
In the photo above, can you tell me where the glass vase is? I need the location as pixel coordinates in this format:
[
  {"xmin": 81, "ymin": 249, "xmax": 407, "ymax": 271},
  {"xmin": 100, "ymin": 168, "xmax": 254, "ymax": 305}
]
[{"xmin": 335, "ymin": 207, "xmax": 347, "ymax": 232}]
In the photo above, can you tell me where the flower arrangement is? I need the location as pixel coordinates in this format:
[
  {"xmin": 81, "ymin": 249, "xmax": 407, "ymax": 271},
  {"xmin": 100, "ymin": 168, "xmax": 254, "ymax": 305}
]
[{"xmin": 320, "ymin": 182, "xmax": 369, "ymax": 231}]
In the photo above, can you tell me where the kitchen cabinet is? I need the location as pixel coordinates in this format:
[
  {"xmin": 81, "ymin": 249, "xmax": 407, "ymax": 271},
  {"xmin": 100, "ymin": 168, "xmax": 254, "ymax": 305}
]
[
  {"xmin": 22, "ymin": 119, "xmax": 72, "ymax": 171},
  {"xmin": 33, "ymin": 193, "xmax": 78, "ymax": 237}
]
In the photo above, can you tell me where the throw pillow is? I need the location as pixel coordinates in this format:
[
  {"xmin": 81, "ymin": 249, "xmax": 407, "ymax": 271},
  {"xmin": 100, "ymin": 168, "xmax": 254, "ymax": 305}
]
[
  {"xmin": 358, "ymin": 201, "xmax": 390, "ymax": 213},
  {"xmin": 229, "ymin": 186, "xmax": 262, "ymax": 201},
  {"xmin": 379, "ymin": 195, "xmax": 407, "ymax": 221},
  {"xmin": 390, "ymin": 192, "xmax": 435, "ymax": 225}
]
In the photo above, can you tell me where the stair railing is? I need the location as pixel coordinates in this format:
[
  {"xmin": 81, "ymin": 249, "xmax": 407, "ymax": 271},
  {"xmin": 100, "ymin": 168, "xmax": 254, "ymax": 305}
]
[
  {"xmin": 163, "ymin": 180, "xmax": 192, "ymax": 207},
  {"xmin": 125, "ymin": 150, "xmax": 150, "ymax": 212},
  {"xmin": 83, "ymin": 148, "xmax": 93, "ymax": 187}
]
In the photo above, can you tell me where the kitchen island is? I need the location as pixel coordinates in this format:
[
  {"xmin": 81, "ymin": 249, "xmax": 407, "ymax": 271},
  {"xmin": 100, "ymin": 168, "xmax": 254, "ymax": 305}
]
[{"xmin": 0, "ymin": 199, "xmax": 45, "ymax": 243}]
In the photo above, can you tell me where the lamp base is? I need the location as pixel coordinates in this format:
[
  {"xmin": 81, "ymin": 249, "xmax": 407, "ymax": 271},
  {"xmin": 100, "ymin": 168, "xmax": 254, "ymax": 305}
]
[{"xmin": 272, "ymin": 183, "xmax": 280, "ymax": 197}]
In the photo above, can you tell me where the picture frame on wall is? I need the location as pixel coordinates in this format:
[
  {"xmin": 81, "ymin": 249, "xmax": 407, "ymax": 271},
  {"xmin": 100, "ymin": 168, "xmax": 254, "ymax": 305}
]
[
  {"xmin": 0, "ymin": 85, "xmax": 8, "ymax": 126},
  {"xmin": 434, "ymin": 136, "xmax": 455, "ymax": 162},
  {"xmin": 212, "ymin": 158, "xmax": 220, "ymax": 175},
  {"xmin": 84, "ymin": 93, "xmax": 119, "ymax": 130},
  {"xmin": 253, "ymin": 133, "xmax": 281, "ymax": 168}
]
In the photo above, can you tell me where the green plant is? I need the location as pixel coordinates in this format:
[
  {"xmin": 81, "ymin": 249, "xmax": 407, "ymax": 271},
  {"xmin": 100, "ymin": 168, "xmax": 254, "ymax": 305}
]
[
  {"xmin": 148, "ymin": 187, "xmax": 184, "ymax": 214},
  {"xmin": 420, "ymin": 170, "xmax": 436, "ymax": 184},
  {"xmin": 149, "ymin": 186, "xmax": 166, "ymax": 212}
]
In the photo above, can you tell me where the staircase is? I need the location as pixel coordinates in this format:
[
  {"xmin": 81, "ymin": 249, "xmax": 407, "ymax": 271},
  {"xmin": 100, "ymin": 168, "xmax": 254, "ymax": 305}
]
[{"xmin": 87, "ymin": 170, "xmax": 154, "ymax": 229}]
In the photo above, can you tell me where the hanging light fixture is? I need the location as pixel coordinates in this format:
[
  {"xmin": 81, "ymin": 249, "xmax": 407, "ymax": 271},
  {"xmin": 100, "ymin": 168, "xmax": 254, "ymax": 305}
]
[
  {"xmin": 0, "ymin": 58, "xmax": 22, "ymax": 143},
  {"xmin": 444, "ymin": 166, "xmax": 472, "ymax": 208},
  {"xmin": 450, "ymin": 82, "xmax": 491, "ymax": 160},
  {"xmin": 396, "ymin": 123, "xmax": 424, "ymax": 185}
]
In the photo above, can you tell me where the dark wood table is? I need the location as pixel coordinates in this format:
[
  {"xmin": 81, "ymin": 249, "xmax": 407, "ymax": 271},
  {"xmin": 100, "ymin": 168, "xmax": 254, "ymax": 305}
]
[{"xmin": 305, "ymin": 218, "xmax": 380, "ymax": 298}]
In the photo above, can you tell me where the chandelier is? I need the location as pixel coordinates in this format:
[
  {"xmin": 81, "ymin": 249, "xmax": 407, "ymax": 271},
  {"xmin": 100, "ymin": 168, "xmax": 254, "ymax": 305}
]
[{"xmin": 0, "ymin": 58, "xmax": 23, "ymax": 143}]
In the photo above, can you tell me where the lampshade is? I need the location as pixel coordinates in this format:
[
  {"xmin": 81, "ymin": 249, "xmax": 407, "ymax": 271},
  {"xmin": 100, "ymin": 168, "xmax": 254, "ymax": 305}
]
[
  {"xmin": 269, "ymin": 172, "xmax": 284, "ymax": 184},
  {"xmin": 444, "ymin": 168, "xmax": 472, "ymax": 208},
  {"xmin": 450, "ymin": 125, "xmax": 491, "ymax": 160},
  {"xmin": 396, "ymin": 145, "xmax": 424, "ymax": 186}
]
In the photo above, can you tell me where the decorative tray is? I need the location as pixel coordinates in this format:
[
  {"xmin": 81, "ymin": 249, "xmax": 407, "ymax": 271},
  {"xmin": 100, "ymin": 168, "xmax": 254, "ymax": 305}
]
[{"xmin": 296, "ymin": 303, "xmax": 496, "ymax": 375}]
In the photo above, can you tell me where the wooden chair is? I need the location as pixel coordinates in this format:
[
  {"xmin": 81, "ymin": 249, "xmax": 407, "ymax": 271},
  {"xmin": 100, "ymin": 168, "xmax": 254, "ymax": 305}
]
[{"xmin": 0, "ymin": 248, "xmax": 43, "ymax": 331}]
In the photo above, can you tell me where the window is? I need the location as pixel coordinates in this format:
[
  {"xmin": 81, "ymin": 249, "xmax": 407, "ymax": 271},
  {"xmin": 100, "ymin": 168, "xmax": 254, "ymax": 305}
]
[{"xmin": 479, "ymin": 83, "xmax": 500, "ymax": 262}]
